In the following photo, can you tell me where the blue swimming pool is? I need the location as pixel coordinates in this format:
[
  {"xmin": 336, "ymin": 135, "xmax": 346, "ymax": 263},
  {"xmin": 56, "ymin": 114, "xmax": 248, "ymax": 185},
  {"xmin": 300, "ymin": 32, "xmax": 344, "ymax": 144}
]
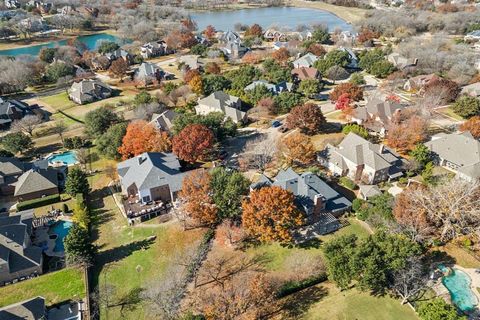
[
  {"xmin": 50, "ymin": 220, "xmax": 73, "ymax": 252},
  {"xmin": 47, "ymin": 151, "xmax": 78, "ymax": 166},
  {"xmin": 439, "ymin": 265, "xmax": 478, "ymax": 312}
]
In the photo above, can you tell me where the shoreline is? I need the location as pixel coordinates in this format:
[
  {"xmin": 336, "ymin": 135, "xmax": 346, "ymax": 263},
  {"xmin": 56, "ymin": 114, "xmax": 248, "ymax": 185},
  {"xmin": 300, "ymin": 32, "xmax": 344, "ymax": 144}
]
[{"xmin": 287, "ymin": 0, "xmax": 368, "ymax": 25}]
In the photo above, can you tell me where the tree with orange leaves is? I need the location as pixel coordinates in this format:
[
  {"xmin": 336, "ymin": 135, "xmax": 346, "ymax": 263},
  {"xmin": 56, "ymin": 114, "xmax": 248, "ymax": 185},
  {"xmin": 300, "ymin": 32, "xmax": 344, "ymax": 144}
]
[
  {"xmin": 460, "ymin": 116, "xmax": 480, "ymax": 139},
  {"xmin": 205, "ymin": 62, "xmax": 221, "ymax": 74},
  {"xmin": 245, "ymin": 24, "xmax": 263, "ymax": 38},
  {"xmin": 329, "ymin": 83, "xmax": 364, "ymax": 102},
  {"xmin": 242, "ymin": 52, "xmax": 263, "ymax": 65},
  {"xmin": 282, "ymin": 132, "xmax": 315, "ymax": 165},
  {"xmin": 271, "ymin": 47, "xmax": 290, "ymax": 64},
  {"xmin": 118, "ymin": 120, "xmax": 171, "ymax": 160},
  {"xmin": 286, "ymin": 103, "xmax": 326, "ymax": 135},
  {"xmin": 184, "ymin": 69, "xmax": 200, "ymax": 83},
  {"xmin": 179, "ymin": 169, "xmax": 217, "ymax": 226},
  {"xmin": 188, "ymin": 74, "xmax": 203, "ymax": 95},
  {"xmin": 172, "ymin": 124, "xmax": 214, "ymax": 163},
  {"xmin": 242, "ymin": 186, "xmax": 304, "ymax": 243},
  {"xmin": 307, "ymin": 43, "xmax": 326, "ymax": 56},
  {"xmin": 386, "ymin": 114, "xmax": 429, "ymax": 153},
  {"xmin": 203, "ymin": 25, "xmax": 216, "ymax": 40}
]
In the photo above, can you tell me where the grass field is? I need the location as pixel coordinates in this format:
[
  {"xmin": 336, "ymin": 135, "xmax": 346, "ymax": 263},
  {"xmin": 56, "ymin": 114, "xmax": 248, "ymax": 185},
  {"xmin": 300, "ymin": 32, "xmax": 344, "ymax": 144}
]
[
  {"xmin": 288, "ymin": 0, "xmax": 368, "ymax": 24},
  {"xmin": 435, "ymin": 107, "xmax": 464, "ymax": 121},
  {"xmin": 299, "ymin": 282, "xmax": 419, "ymax": 320},
  {"xmin": 0, "ymin": 268, "xmax": 85, "ymax": 307}
]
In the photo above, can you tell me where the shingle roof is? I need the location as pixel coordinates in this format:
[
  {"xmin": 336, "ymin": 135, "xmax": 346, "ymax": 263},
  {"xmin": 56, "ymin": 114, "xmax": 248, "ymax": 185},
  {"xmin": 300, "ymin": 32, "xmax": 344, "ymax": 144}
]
[
  {"xmin": 0, "ymin": 296, "xmax": 45, "ymax": 320},
  {"xmin": 14, "ymin": 169, "xmax": 58, "ymax": 197},
  {"xmin": 150, "ymin": 109, "xmax": 178, "ymax": 131},
  {"xmin": 293, "ymin": 53, "xmax": 318, "ymax": 68},
  {"xmin": 197, "ymin": 91, "xmax": 246, "ymax": 122},
  {"xmin": 365, "ymin": 98, "xmax": 404, "ymax": 122},
  {"xmin": 291, "ymin": 67, "xmax": 319, "ymax": 80},
  {"xmin": 359, "ymin": 184, "xmax": 382, "ymax": 199},
  {"xmin": 0, "ymin": 157, "xmax": 25, "ymax": 177}
]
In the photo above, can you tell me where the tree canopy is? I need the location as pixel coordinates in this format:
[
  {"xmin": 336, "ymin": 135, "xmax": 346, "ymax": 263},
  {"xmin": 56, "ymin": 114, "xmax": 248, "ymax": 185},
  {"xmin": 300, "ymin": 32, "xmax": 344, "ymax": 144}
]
[
  {"xmin": 65, "ymin": 167, "xmax": 90, "ymax": 197},
  {"xmin": 286, "ymin": 103, "xmax": 326, "ymax": 135},
  {"xmin": 84, "ymin": 107, "xmax": 122, "ymax": 138},
  {"xmin": 172, "ymin": 124, "xmax": 215, "ymax": 163},
  {"xmin": 0, "ymin": 132, "xmax": 33, "ymax": 155}
]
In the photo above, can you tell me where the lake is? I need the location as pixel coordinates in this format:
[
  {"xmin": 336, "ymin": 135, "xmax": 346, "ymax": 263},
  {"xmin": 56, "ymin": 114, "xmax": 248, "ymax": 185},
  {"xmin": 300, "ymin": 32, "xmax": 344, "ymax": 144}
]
[
  {"xmin": 191, "ymin": 7, "xmax": 353, "ymax": 32},
  {"xmin": 0, "ymin": 33, "xmax": 124, "ymax": 57}
]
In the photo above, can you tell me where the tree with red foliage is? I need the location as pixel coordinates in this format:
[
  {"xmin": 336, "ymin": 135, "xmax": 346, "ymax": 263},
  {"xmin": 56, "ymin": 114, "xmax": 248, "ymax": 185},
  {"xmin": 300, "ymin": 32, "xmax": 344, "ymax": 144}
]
[
  {"xmin": 386, "ymin": 113, "xmax": 429, "ymax": 153},
  {"xmin": 108, "ymin": 58, "xmax": 128, "ymax": 81},
  {"xmin": 329, "ymin": 83, "xmax": 364, "ymax": 102},
  {"xmin": 181, "ymin": 31, "xmax": 198, "ymax": 49},
  {"xmin": 307, "ymin": 43, "xmax": 326, "ymax": 57},
  {"xmin": 460, "ymin": 116, "xmax": 480, "ymax": 139},
  {"xmin": 335, "ymin": 93, "xmax": 352, "ymax": 110},
  {"xmin": 181, "ymin": 18, "xmax": 198, "ymax": 32},
  {"xmin": 165, "ymin": 30, "xmax": 183, "ymax": 51},
  {"xmin": 118, "ymin": 120, "xmax": 172, "ymax": 160},
  {"xmin": 245, "ymin": 24, "xmax": 263, "ymax": 38},
  {"xmin": 172, "ymin": 124, "xmax": 214, "ymax": 163},
  {"xmin": 286, "ymin": 103, "xmax": 326, "ymax": 135},
  {"xmin": 386, "ymin": 94, "xmax": 401, "ymax": 103},
  {"xmin": 271, "ymin": 47, "xmax": 290, "ymax": 64},
  {"xmin": 203, "ymin": 25, "xmax": 216, "ymax": 40},
  {"xmin": 184, "ymin": 69, "xmax": 200, "ymax": 83},
  {"xmin": 357, "ymin": 28, "xmax": 380, "ymax": 43},
  {"xmin": 423, "ymin": 78, "xmax": 460, "ymax": 105}
]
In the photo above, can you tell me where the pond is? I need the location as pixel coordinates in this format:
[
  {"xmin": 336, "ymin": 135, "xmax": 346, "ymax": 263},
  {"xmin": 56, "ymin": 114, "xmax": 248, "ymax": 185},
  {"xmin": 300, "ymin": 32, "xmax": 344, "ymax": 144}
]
[
  {"xmin": 190, "ymin": 7, "xmax": 353, "ymax": 32},
  {"xmin": 0, "ymin": 33, "xmax": 125, "ymax": 57}
]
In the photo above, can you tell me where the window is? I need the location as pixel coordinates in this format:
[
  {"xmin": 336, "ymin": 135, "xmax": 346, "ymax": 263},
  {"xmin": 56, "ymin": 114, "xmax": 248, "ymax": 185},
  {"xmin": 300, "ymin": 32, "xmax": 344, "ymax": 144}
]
[{"xmin": 142, "ymin": 195, "xmax": 151, "ymax": 203}]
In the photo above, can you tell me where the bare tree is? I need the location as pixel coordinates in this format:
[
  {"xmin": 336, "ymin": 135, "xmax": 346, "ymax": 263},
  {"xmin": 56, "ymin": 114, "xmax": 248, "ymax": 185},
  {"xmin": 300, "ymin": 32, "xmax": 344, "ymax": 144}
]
[
  {"xmin": 240, "ymin": 134, "xmax": 278, "ymax": 171},
  {"xmin": 75, "ymin": 148, "xmax": 89, "ymax": 169},
  {"xmin": 391, "ymin": 256, "xmax": 431, "ymax": 305},
  {"xmin": 11, "ymin": 115, "xmax": 42, "ymax": 136},
  {"xmin": 52, "ymin": 121, "xmax": 67, "ymax": 144}
]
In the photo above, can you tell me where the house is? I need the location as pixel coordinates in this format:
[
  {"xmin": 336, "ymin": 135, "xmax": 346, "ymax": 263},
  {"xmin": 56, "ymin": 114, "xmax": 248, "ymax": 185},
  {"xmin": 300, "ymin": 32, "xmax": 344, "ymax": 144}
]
[
  {"xmin": 338, "ymin": 31, "xmax": 357, "ymax": 45},
  {"xmin": 291, "ymin": 67, "xmax": 321, "ymax": 81},
  {"xmin": 0, "ymin": 209, "xmax": 43, "ymax": 286},
  {"xmin": 117, "ymin": 152, "xmax": 188, "ymax": 204},
  {"xmin": 220, "ymin": 40, "xmax": 248, "ymax": 60},
  {"xmin": 57, "ymin": 5, "xmax": 75, "ymax": 15},
  {"xmin": 195, "ymin": 91, "xmax": 247, "ymax": 123},
  {"xmin": 358, "ymin": 184, "xmax": 382, "ymax": 200},
  {"xmin": 264, "ymin": 29, "xmax": 287, "ymax": 41},
  {"xmin": 350, "ymin": 97, "xmax": 405, "ymax": 136},
  {"xmin": 140, "ymin": 41, "xmax": 170, "ymax": 59},
  {"xmin": 465, "ymin": 30, "xmax": 480, "ymax": 42},
  {"xmin": 14, "ymin": 169, "xmax": 59, "ymax": 202},
  {"xmin": 292, "ymin": 53, "xmax": 318, "ymax": 68},
  {"xmin": 403, "ymin": 74, "xmax": 440, "ymax": 92},
  {"xmin": 0, "ymin": 296, "xmax": 82, "ymax": 320},
  {"xmin": 461, "ymin": 82, "xmax": 480, "ymax": 97},
  {"xmin": 0, "ymin": 157, "xmax": 26, "ymax": 196},
  {"xmin": 251, "ymin": 168, "xmax": 352, "ymax": 216},
  {"xmin": 135, "ymin": 62, "xmax": 172, "ymax": 85},
  {"xmin": 26, "ymin": 0, "xmax": 52, "ymax": 13},
  {"xmin": 105, "ymin": 49, "xmax": 133, "ymax": 65},
  {"xmin": 339, "ymin": 47, "xmax": 359, "ymax": 69},
  {"xmin": 218, "ymin": 30, "xmax": 240, "ymax": 44},
  {"xmin": 4, "ymin": 0, "xmax": 20, "ymax": 8},
  {"xmin": 387, "ymin": 53, "xmax": 418, "ymax": 70},
  {"xmin": 68, "ymin": 79, "xmax": 112, "ymax": 104},
  {"xmin": 149, "ymin": 109, "xmax": 178, "ymax": 132},
  {"xmin": 244, "ymin": 80, "xmax": 293, "ymax": 95},
  {"xmin": 178, "ymin": 55, "xmax": 201, "ymax": 70},
  {"xmin": 318, "ymin": 132, "xmax": 405, "ymax": 184},
  {"xmin": 0, "ymin": 97, "xmax": 43, "ymax": 129},
  {"xmin": 425, "ymin": 131, "xmax": 480, "ymax": 182},
  {"xmin": 273, "ymin": 40, "xmax": 301, "ymax": 51}
]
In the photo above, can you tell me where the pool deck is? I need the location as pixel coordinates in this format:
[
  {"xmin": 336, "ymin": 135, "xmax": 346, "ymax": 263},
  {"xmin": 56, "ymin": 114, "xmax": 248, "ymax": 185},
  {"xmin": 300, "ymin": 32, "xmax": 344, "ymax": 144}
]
[{"xmin": 33, "ymin": 217, "xmax": 73, "ymax": 258}]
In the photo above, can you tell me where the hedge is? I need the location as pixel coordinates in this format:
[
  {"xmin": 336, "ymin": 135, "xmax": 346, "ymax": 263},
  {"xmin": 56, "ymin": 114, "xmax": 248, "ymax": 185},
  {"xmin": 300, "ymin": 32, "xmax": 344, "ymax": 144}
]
[
  {"xmin": 277, "ymin": 273, "xmax": 328, "ymax": 298},
  {"xmin": 17, "ymin": 194, "xmax": 61, "ymax": 211}
]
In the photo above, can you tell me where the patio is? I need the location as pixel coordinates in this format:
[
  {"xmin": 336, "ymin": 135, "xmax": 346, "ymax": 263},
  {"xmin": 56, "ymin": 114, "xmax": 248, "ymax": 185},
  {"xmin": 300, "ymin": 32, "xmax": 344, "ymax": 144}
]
[{"xmin": 122, "ymin": 196, "xmax": 171, "ymax": 224}]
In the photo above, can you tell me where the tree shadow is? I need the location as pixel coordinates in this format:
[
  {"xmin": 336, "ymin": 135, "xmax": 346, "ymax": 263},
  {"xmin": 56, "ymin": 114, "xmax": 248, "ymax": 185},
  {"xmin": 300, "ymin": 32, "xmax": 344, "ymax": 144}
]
[
  {"xmin": 281, "ymin": 285, "xmax": 329, "ymax": 319},
  {"xmin": 296, "ymin": 238, "xmax": 323, "ymax": 250}
]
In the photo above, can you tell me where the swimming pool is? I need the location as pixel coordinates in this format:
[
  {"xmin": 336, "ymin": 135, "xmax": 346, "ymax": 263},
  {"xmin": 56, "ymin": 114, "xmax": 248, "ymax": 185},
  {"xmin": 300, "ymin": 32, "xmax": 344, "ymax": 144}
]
[
  {"xmin": 49, "ymin": 220, "xmax": 73, "ymax": 252},
  {"xmin": 439, "ymin": 265, "xmax": 478, "ymax": 312},
  {"xmin": 47, "ymin": 151, "xmax": 78, "ymax": 166}
]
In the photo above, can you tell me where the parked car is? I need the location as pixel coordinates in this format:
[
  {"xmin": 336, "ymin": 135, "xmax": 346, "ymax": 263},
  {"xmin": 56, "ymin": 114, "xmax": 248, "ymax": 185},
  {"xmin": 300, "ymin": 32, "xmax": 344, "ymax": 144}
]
[{"xmin": 271, "ymin": 120, "xmax": 282, "ymax": 128}]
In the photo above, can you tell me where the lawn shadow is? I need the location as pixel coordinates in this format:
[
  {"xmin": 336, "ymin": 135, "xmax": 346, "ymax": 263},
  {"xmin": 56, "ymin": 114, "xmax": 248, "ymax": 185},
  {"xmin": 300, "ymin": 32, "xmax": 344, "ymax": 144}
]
[
  {"xmin": 296, "ymin": 238, "xmax": 322, "ymax": 250},
  {"xmin": 281, "ymin": 285, "xmax": 329, "ymax": 319}
]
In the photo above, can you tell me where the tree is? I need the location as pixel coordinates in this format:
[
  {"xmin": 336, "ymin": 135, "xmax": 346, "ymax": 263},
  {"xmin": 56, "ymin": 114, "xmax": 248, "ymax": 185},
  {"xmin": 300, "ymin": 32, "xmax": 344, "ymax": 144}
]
[
  {"xmin": 240, "ymin": 135, "xmax": 278, "ymax": 171},
  {"xmin": 98, "ymin": 41, "xmax": 119, "ymax": 54},
  {"xmin": 205, "ymin": 62, "xmax": 221, "ymax": 75},
  {"xmin": 172, "ymin": 112, "xmax": 236, "ymax": 141},
  {"xmin": 335, "ymin": 93, "xmax": 352, "ymax": 111},
  {"xmin": 282, "ymin": 133, "xmax": 315, "ymax": 165},
  {"xmin": 245, "ymin": 84, "xmax": 273, "ymax": 106},
  {"xmin": 201, "ymin": 75, "xmax": 231, "ymax": 96},
  {"xmin": 245, "ymin": 24, "xmax": 263, "ymax": 37},
  {"xmin": 312, "ymin": 25, "xmax": 331, "ymax": 44},
  {"xmin": 452, "ymin": 95, "xmax": 480, "ymax": 118},
  {"xmin": 329, "ymin": 83, "xmax": 364, "ymax": 102},
  {"xmin": 46, "ymin": 62, "xmax": 74, "ymax": 82},
  {"xmin": 323, "ymin": 234, "xmax": 357, "ymax": 290},
  {"xmin": 0, "ymin": 132, "xmax": 33, "ymax": 155},
  {"xmin": 418, "ymin": 298, "xmax": 466, "ymax": 320},
  {"xmin": 75, "ymin": 148, "xmax": 89, "ymax": 169},
  {"xmin": 84, "ymin": 107, "xmax": 122, "ymax": 138},
  {"xmin": 298, "ymin": 79, "xmax": 321, "ymax": 98},
  {"xmin": 314, "ymin": 49, "xmax": 350, "ymax": 74},
  {"xmin": 109, "ymin": 58, "xmax": 129, "ymax": 81},
  {"xmin": 11, "ymin": 115, "xmax": 42, "ymax": 136},
  {"xmin": 262, "ymin": 59, "xmax": 291, "ymax": 83},
  {"xmin": 118, "ymin": 121, "xmax": 171, "ymax": 160},
  {"xmin": 184, "ymin": 69, "xmax": 201, "ymax": 84},
  {"xmin": 286, "ymin": 103, "xmax": 326, "ymax": 135},
  {"xmin": 210, "ymin": 167, "xmax": 250, "ymax": 221},
  {"xmin": 386, "ymin": 114, "xmax": 428, "ymax": 153},
  {"xmin": 358, "ymin": 48, "xmax": 385, "ymax": 73},
  {"xmin": 172, "ymin": 124, "xmax": 214, "ymax": 163},
  {"xmin": 72, "ymin": 198, "xmax": 90, "ymax": 230},
  {"xmin": 39, "ymin": 47, "xmax": 56, "ymax": 63},
  {"xmin": 350, "ymin": 72, "xmax": 366, "ymax": 85},
  {"xmin": 273, "ymin": 92, "xmax": 304, "ymax": 114},
  {"xmin": 65, "ymin": 167, "xmax": 90, "ymax": 197},
  {"xmin": 342, "ymin": 124, "xmax": 369, "ymax": 139},
  {"xmin": 97, "ymin": 122, "xmax": 128, "ymax": 159},
  {"xmin": 307, "ymin": 43, "xmax": 326, "ymax": 56},
  {"xmin": 370, "ymin": 60, "xmax": 395, "ymax": 78},
  {"xmin": 242, "ymin": 186, "xmax": 304, "ymax": 243},
  {"xmin": 64, "ymin": 223, "xmax": 95, "ymax": 266},
  {"xmin": 271, "ymin": 47, "xmax": 290, "ymax": 64},
  {"xmin": 460, "ymin": 115, "xmax": 480, "ymax": 138},
  {"xmin": 409, "ymin": 144, "xmax": 432, "ymax": 169},
  {"xmin": 424, "ymin": 78, "xmax": 460, "ymax": 106},
  {"xmin": 179, "ymin": 169, "xmax": 217, "ymax": 226},
  {"xmin": 203, "ymin": 25, "xmax": 216, "ymax": 40},
  {"xmin": 188, "ymin": 74, "xmax": 203, "ymax": 95},
  {"xmin": 190, "ymin": 44, "xmax": 208, "ymax": 56}
]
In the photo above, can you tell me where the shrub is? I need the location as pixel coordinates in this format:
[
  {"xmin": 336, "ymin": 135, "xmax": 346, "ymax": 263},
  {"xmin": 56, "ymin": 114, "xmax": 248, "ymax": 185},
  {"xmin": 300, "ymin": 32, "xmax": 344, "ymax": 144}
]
[
  {"xmin": 452, "ymin": 95, "xmax": 480, "ymax": 119},
  {"xmin": 17, "ymin": 194, "xmax": 61, "ymax": 211},
  {"xmin": 339, "ymin": 177, "xmax": 357, "ymax": 190},
  {"xmin": 277, "ymin": 273, "xmax": 327, "ymax": 298}
]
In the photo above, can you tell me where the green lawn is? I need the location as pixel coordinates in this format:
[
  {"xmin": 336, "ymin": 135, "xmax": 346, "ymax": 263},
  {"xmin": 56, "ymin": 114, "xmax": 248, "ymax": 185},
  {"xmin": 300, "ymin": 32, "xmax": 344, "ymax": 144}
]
[
  {"xmin": 40, "ymin": 92, "xmax": 77, "ymax": 111},
  {"xmin": 436, "ymin": 107, "xmax": 464, "ymax": 121},
  {"xmin": 300, "ymin": 283, "xmax": 418, "ymax": 320},
  {"xmin": 0, "ymin": 268, "xmax": 85, "ymax": 307}
]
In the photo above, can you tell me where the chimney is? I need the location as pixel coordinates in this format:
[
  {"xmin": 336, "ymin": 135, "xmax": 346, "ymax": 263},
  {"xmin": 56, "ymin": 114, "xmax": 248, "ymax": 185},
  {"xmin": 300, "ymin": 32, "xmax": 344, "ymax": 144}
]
[
  {"xmin": 138, "ymin": 154, "xmax": 147, "ymax": 165},
  {"xmin": 379, "ymin": 144, "xmax": 385, "ymax": 153}
]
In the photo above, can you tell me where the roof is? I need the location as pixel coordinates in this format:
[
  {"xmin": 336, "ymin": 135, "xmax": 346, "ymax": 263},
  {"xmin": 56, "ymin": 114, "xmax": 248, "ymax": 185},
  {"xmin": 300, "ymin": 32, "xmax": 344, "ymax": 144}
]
[
  {"xmin": 117, "ymin": 152, "xmax": 187, "ymax": 193},
  {"xmin": 0, "ymin": 98, "xmax": 32, "ymax": 125},
  {"xmin": 197, "ymin": 91, "xmax": 246, "ymax": 122},
  {"xmin": 219, "ymin": 30, "xmax": 240, "ymax": 43},
  {"xmin": 0, "ymin": 296, "xmax": 45, "ymax": 320},
  {"xmin": 293, "ymin": 53, "xmax": 318, "ymax": 68},
  {"xmin": 291, "ymin": 67, "xmax": 319, "ymax": 80},
  {"xmin": 251, "ymin": 168, "xmax": 351, "ymax": 213},
  {"xmin": 0, "ymin": 157, "xmax": 25, "ymax": 177},
  {"xmin": 68, "ymin": 79, "xmax": 111, "ymax": 102},
  {"xmin": 136, "ymin": 62, "xmax": 160, "ymax": 78},
  {"xmin": 14, "ymin": 169, "xmax": 58, "ymax": 197},
  {"xmin": 244, "ymin": 80, "xmax": 292, "ymax": 93},
  {"xmin": 365, "ymin": 98, "xmax": 404, "ymax": 122},
  {"xmin": 150, "ymin": 109, "xmax": 178, "ymax": 131},
  {"xmin": 461, "ymin": 82, "xmax": 480, "ymax": 97},
  {"xmin": 425, "ymin": 132, "xmax": 480, "ymax": 178},
  {"xmin": 387, "ymin": 53, "xmax": 417, "ymax": 69},
  {"xmin": 359, "ymin": 185, "xmax": 382, "ymax": 199},
  {"xmin": 179, "ymin": 55, "xmax": 200, "ymax": 69}
]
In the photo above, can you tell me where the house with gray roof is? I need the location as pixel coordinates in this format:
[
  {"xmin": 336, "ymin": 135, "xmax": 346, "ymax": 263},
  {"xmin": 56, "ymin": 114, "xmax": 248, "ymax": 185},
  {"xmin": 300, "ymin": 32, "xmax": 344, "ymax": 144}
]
[
  {"xmin": 68, "ymin": 79, "xmax": 112, "ymax": 104},
  {"xmin": 221, "ymin": 40, "xmax": 248, "ymax": 60},
  {"xmin": 292, "ymin": 53, "xmax": 319, "ymax": 68},
  {"xmin": 149, "ymin": 109, "xmax": 178, "ymax": 132},
  {"xmin": 318, "ymin": 132, "xmax": 405, "ymax": 184},
  {"xmin": 350, "ymin": 98, "xmax": 405, "ymax": 136},
  {"xmin": 105, "ymin": 48, "xmax": 133, "ymax": 65},
  {"xmin": 0, "ymin": 97, "xmax": 43, "ymax": 129},
  {"xmin": 195, "ymin": 91, "xmax": 247, "ymax": 123},
  {"xmin": 117, "ymin": 152, "xmax": 188, "ymax": 204},
  {"xmin": 0, "ymin": 296, "xmax": 45, "ymax": 320},
  {"xmin": 135, "ymin": 62, "xmax": 172, "ymax": 85},
  {"xmin": 425, "ymin": 131, "xmax": 480, "ymax": 182},
  {"xmin": 218, "ymin": 30, "xmax": 240, "ymax": 44},
  {"xmin": 461, "ymin": 82, "xmax": 480, "ymax": 98},
  {"xmin": 244, "ymin": 80, "xmax": 293, "ymax": 95},
  {"xmin": 14, "ymin": 169, "xmax": 59, "ymax": 202},
  {"xmin": 387, "ymin": 53, "xmax": 418, "ymax": 70},
  {"xmin": 0, "ymin": 209, "xmax": 43, "ymax": 286},
  {"xmin": 0, "ymin": 157, "xmax": 26, "ymax": 196},
  {"xmin": 140, "ymin": 40, "xmax": 171, "ymax": 59},
  {"xmin": 178, "ymin": 55, "xmax": 201, "ymax": 70},
  {"xmin": 339, "ymin": 47, "xmax": 359, "ymax": 69}
]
